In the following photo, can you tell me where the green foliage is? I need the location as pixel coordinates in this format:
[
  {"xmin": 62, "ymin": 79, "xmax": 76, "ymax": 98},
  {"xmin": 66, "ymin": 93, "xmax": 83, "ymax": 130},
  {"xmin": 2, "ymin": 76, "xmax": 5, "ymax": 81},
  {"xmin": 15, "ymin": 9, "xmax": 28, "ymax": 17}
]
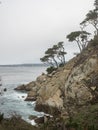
[
  {"xmin": 70, "ymin": 104, "xmax": 98, "ymax": 130},
  {"xmin": 40, "ymin": 42, "xmax": 67, "ymax": 69},
  {"xmin": 46, "ymin": 66, "xmax": 57, "ymax": 74},
  {"xmin": 80, "ymin": 0, "xmax": 98, "ymax": 35},
  {"xmin": 94, "ymin": 0, "xmax": 98, "ymax": 10},
  {"xmin": 66, "ymin": 122, "xmax": 78, "ymax": 129},
  {"xmin": 66, "ymin": 31, "xmax": 90, "ymax": 52},
  {"xmin": 59, "ymin": 63, "xmax": 64, "ymax": 67},
  {"xmin": 67, "ymin": 31, "xmax": 82, "ymax": 41},
  {"xmin": 92, "ymin": 35, "xmax": 98, "ymax": 45},
  {"xmin": 39, "ymin": 104, "xmax": 98, "ymax": 130}
]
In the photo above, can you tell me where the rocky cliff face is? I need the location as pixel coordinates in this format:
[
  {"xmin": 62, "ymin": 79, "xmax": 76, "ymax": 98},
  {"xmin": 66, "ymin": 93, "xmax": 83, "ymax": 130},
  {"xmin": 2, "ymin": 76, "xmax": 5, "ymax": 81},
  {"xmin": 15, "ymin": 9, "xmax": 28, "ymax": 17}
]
[
  {"xmin": 15, "ymin": 40, "xmax": 98, "ymax": 115},
  {"xmin": 64, "ymin": 44, "xmax": 98, "ymax": 111}
]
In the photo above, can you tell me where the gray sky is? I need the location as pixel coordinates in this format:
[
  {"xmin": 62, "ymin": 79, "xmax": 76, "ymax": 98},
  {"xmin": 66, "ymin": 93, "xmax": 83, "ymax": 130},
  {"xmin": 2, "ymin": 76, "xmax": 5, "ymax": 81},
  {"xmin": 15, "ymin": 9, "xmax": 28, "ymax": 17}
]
[{"xmin": 0, "ymin": 0, "xmax": 94, "ymax": 64}]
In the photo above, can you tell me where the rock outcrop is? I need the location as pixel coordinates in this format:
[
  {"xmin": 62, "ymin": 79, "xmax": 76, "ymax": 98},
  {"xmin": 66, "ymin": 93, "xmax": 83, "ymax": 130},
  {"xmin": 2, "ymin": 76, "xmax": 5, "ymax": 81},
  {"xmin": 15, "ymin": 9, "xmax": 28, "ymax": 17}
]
[{"xmin": 15, "ymin": 40, "xmax": 98, "ymax": 115}]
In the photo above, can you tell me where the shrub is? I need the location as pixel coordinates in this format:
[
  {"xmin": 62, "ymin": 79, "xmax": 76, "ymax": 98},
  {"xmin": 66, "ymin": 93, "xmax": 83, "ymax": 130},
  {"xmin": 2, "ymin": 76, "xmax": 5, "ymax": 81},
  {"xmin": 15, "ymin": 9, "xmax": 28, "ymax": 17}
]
[
  {"xmin": 46, "ymin": 66, "xmax": 57, "ymax": 74},
  {"xmin": 90, "ymin": 35, "xmax": 98, "ymax": 46},
  {"xmin": 59, "ymin": 63, "xmax": 64, "ymax": 67}
]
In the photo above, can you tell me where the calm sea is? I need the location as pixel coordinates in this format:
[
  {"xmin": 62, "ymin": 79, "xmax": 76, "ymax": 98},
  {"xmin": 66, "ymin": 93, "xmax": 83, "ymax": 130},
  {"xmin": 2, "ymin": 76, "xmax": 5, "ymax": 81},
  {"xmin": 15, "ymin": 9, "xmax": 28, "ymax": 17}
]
[{"xmin": 0, "ymin": 65, "xmax": 46, "ymax": 124}]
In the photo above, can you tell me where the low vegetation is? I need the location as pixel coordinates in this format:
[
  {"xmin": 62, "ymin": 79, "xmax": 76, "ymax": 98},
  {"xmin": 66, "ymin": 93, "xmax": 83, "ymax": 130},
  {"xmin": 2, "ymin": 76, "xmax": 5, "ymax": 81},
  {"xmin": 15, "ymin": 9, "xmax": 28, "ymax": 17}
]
[
  {"xmin": 0, "ymin": 104, "xmax": 98, "ymax": 130},
  {"xmin": 0, "ymin": 115, "xmax": 39, "ymax": 130}
]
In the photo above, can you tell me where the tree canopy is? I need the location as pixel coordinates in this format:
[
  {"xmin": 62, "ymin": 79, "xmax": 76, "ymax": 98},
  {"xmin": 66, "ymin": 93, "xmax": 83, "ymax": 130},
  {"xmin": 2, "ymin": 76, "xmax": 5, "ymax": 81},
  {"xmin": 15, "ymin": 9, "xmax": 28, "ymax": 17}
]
[
  {"xmin": 80, "ymin": 0, "xmax": 98, "ymax": 35},
  {"xmin": 40, "ymin": 42, "xmax": 67, "ymax": 69},
  {"xmin": 66, "ymin": 31, "xmax": 91, "ymax": 52}
]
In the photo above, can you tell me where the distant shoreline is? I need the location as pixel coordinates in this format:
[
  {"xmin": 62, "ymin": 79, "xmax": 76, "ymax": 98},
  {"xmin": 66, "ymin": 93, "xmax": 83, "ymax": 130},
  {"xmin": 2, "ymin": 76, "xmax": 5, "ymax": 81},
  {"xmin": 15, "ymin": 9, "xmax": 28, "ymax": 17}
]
[{"xmin": 0, "ymin": 64, "xmax": 48, "ymax": 67}]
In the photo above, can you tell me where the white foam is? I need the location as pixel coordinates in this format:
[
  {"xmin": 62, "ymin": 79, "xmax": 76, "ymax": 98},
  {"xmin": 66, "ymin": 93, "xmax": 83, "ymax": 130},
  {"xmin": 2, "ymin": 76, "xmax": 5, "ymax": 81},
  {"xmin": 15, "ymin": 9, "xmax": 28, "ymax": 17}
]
[
  {"xmin": 3, "ymin": 91, "xmax": 27, "ymax": 101},
  {"xmin": 27, "ymin": 119, "xmax": 36, "ymax": 125},
  {"xmin": 31, "ymin": 101, "xmax": 36, "ymax": 105},
  {"xmin": 16, "ymin": 93, "xmax": 27, "ymax": 101}
]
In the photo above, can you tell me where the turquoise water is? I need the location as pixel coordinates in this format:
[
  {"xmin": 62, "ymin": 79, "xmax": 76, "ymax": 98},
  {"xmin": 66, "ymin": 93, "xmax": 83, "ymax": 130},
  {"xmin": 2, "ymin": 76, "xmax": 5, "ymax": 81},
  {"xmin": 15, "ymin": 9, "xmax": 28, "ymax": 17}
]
[{"xmin": 0, "ymin": 66, "xmax": 46, "ymax": 124}]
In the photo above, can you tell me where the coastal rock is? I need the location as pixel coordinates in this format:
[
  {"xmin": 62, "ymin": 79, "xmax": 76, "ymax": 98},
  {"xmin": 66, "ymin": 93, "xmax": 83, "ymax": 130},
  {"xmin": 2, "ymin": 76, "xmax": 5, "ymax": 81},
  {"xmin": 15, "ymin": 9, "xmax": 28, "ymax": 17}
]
[
  {"xmin": 25, "ymin": 81, "xmax": 36, "ymax": 91},
  {"xmin": 14, "ymin": 84, "xmax": 26, "ymax": 91},
  {"xmin": 64, "ymin": 52, "xmax": 98, "ymax": 106},
  {"xmin": 4, "ymin": 88, "xmax": 7, "ymax": 92},
  {"xmin": 25, "ymin": 97, "xmax": 36, "ymax": 101},
  {"xmin": 15, "ymin": 43, "xmax": 98, "ymax": 116},
  {"xmin": 36, "ymin": 73, "xmax": 47, "ymax": 84},
  {"xmin": 35, "ymin": 44, "xmax": 98, "ymax": 114},
  {"xmin": 15, "ymin": 81, "xmax": 36, "ymax": 91},
  {"xmin": 25, "ymin": 91, "xmax": 37, "ymax": 101},
  {"xmin": 29, "ymin": 115, "xmax": 37, "ymax": 120},
  {"xmin": 28, "ymin": 91, "xmax": 37, "ymax": 97},
  {"xmin": 34, "ymin": 115, "xmax": 52, "ymax": 124},
  {"xmin": 34, "ymin": 116, "xmax": 44, "ymax": 124}
]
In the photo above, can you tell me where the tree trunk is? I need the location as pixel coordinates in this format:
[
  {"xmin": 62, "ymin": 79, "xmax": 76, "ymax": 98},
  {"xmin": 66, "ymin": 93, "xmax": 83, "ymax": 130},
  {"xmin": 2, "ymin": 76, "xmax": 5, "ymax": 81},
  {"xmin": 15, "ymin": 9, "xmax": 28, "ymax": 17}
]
[
  {"xmin": 53, "ymin": 57, "xmax": 58, "ymax": 68},
  {"xmin": 76, "ymin": 40, "xmax": 82, "ymax": 52}
]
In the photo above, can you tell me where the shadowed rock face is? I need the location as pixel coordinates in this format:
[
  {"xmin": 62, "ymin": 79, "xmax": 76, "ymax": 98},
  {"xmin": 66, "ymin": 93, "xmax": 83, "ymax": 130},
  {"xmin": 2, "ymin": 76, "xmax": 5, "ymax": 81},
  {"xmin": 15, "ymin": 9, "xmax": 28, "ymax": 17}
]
[
  {"xmin": 15, "ymin": 42, "xmax": 98, "ymax": 115},
  {"xmin": 64, "ymin": 45, "xmax": 98, "ymax": 108}
]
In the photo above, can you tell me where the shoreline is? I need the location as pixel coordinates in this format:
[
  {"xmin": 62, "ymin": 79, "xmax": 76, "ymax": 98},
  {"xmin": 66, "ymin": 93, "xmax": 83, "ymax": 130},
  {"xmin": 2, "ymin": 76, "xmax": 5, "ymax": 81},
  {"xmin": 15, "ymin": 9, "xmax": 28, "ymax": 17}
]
[{"xmin": 15, "ymin": 42, "xmax": 98, "ymax": 128}]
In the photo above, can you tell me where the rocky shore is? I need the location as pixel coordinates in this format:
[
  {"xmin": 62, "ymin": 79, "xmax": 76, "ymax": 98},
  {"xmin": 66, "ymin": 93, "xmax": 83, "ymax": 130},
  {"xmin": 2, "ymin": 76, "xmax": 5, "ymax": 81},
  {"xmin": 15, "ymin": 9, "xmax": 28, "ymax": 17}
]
[{"xmin": 15, "ymin": 40, "xmax": 98, "ymax": 118}]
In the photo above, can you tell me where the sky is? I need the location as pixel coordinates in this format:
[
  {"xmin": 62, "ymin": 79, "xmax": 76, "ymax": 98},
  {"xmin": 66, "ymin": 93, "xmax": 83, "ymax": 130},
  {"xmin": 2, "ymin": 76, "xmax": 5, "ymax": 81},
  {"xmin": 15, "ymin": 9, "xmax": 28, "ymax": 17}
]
[{"xmin": 0, "ymin": 0, "xmax": 94, "ymax": 65}]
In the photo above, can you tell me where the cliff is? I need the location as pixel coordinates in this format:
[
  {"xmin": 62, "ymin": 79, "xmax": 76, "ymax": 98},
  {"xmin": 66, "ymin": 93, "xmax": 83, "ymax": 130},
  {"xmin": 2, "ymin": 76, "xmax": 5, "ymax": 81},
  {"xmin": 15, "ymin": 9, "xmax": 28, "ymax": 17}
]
[{"xmin": 15, "ymin": 38, "xmax": 98, "ymax": 116}]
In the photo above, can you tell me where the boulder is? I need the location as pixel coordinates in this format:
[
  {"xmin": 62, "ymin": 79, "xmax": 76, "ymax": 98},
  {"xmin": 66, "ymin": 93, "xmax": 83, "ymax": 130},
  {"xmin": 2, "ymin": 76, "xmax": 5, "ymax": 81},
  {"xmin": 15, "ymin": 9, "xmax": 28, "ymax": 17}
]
[
  {"xmin": 29, "ymin": 115, "xmax": 37, "ymax": 120},
  {"xmin": 25, "ymin": 97, "xmax": 37, "ymax": 101},
  {"xmin": 4, "ymin": 88, "xmax": 7, "ymax": 92},
  {"xmin": 34, "ymin": 116, "xmax": 44, "ymax": 124},
  {"xmin": 36, "ymin": 73, "xmax": 47, "ymax": 84},
  {"xmin": 14, "ymin": 84, "xmax": 26, "ymax": 91},
  {"xmin": 15, "ymin": 81, "xmax": 36, "ymax": 91}
]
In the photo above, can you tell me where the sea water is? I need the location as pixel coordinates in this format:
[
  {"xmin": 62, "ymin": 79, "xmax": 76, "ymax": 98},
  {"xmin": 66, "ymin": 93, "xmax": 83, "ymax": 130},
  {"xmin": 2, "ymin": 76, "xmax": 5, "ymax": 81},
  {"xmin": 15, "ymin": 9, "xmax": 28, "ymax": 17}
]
[{"xmin": 0, "ymin": 65, "xmax": 46, "ymax": 125}]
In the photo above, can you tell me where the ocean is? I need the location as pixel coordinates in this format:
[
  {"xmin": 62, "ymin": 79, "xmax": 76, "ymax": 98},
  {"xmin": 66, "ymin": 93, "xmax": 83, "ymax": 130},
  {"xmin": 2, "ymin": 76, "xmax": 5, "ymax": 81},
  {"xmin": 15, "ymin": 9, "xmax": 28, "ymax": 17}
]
[{"xmin": 0, "ymin": 65, "xmax": 46, "ymax": 124}]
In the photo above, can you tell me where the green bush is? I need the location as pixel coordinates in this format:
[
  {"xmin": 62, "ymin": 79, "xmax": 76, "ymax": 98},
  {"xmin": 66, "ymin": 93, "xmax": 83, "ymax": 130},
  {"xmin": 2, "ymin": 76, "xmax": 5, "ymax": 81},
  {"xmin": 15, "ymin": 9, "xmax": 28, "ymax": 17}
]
[
  {"xmin": 71, "ymin": 104, "xmax": 98, "ymax": 130},
  {"xmin": 91, "ymin": 35, "xmax": 98, "ymax": 46},
  {"xmin": 46, "ymin": 66, "xmax": 57, "ymax": 74},
  {"xmin": 59, "ymin": 63, "xmax": 64, "ymax": 67}
]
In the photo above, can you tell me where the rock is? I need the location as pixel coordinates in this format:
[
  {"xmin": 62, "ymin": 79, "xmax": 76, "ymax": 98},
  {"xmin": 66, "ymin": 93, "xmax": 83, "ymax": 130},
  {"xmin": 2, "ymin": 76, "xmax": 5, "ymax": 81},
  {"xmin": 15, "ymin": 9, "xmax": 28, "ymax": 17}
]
[
  {"xmin": 64, "ymin": 55, "xmax": 98, "ymax": 106},
  {"xmin": 35, "ymin": 104, "xmax": 61, "ymax": 116},
  {"xmin": 4, "ymin": 88, "xmax": 7, "ymax": 92},
  {"xmin": 14, "ymin": 84, "xmax": 26, "ymax": 91},
  {"xmin": 25, "ymin": 91, "xmax": 37, "ymax": 101},
  {"xmin": 25, "ymin": 97, "xmax": 36, "ymax": 101},
  {"xmin": 36, "ymin": 74, "xmax": 47, "ymax": 84},
  {"xmin": 35, "ymin": 45, "xmax": 98, "ymax": 114},
  {"xmin": 34, "ymin": 116, "xmax": 44, "ymax": 124},
  {"xmin": 15, "ymin": 81, "xmax": 36, "ymax": 91},
  {"xmin": 29, "ymin": 115, "xmax": 37, "ymax": 120},
  {"xmin": 47, "ymin": 74, "xmax": 52, "ymax": 77},
  {"xmin": 34, "ymin": 115, "xmax": 52, "ymax": 124},
  {"xmin": 44, "ymin": 115, "xmax": 48, "ymax": 123},
  {"xmin": 28, "ymin": 91, "xmax": 37, "ymax": 97},
  {"xmin": 29, "ymin": 115, "xmax": 52, "ymax": 124},
  {"xmin": 25, "ymin": 81, "xmax": 36, "ymax": 91}
]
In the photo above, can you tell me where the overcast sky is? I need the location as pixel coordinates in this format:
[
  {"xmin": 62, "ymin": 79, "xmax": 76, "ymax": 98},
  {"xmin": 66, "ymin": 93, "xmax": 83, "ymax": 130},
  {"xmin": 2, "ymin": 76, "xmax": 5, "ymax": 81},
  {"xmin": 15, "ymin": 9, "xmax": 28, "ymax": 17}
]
[{"xmin": 0, "ymin": 0, "xmax": 94, "ymax": 65}]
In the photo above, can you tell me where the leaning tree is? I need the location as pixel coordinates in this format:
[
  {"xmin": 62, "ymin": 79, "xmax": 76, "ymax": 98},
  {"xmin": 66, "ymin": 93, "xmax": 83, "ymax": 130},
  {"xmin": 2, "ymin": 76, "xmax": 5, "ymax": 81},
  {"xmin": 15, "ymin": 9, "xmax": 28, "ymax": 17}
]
[
  {"xmin": 80, "ymin": 0, "xmax": 98, "ymax": 35},
  {"xmin": 57, "ymin": 42, "xmax": 67, "ymax": 65},
  {"xmin": 66, "ymin": 31, "xmax": 91, "ymax": 52},
  {"xmin": 40, "ymin": 42, "xmax": 67, "ymax": 69}
]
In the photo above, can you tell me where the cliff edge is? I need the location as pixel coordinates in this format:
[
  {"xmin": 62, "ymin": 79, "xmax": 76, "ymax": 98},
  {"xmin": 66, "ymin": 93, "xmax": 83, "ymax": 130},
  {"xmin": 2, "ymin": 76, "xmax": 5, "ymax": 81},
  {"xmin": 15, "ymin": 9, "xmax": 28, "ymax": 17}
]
[{"xmin": 15, "ymin": 38, "xmax": 98, "ymax": 116}]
